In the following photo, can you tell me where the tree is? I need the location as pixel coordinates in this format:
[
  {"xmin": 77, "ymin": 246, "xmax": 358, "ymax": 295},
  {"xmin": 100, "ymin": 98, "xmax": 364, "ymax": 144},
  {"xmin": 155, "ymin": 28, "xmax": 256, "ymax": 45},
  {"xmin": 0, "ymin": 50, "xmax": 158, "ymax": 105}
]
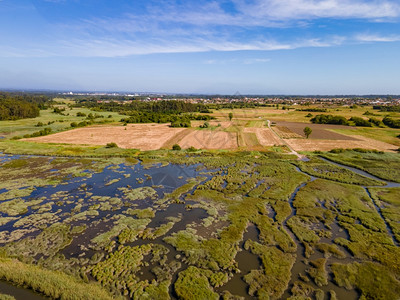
[
  {"xmin": 228, "ymin": 112, "xmax": 233, "ymax": 121},
  {"xmin": 303, "ymin": 127, "xmax": 312, "ymax": 139},
  {"xmin": 172, "ymin": 144, "xmax": 181, "ymax": 150},
  {"xmin": 105, "ymin": 142, "xmax": 118, "ymax": 148}
]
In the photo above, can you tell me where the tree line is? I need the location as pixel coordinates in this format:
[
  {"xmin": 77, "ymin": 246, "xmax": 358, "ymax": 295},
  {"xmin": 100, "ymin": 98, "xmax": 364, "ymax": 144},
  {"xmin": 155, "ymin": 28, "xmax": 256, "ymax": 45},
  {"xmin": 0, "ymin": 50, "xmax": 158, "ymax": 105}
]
[
  {"xmin": 76, "ymin": 100, "xmax": 215, "ymax": 127},
  {"xmin": 76, "ymin": 100, "xmax": 211, "ymax": 114},
  {"xmin": 0, "ymin": 93, "xmax": 51, "ymax": 121},
  {"xmin": 0, "ymin": 98, "xmax": 39, "ymax": 121},
  {"xmin": 311, "ymin": 114, "xmax": 400, "ymax": 128},
  {"xmin": 373, "ymin": 105, "xmax": 400, "ymax": 112}
]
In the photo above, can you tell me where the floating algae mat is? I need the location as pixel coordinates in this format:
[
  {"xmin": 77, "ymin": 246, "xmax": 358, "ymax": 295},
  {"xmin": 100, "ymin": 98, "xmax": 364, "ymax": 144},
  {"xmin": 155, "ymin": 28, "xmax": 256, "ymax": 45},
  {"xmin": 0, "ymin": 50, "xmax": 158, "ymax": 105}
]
[{"xmin": 0, "ymin": 151, "xmax": 399, "ymax": 300}]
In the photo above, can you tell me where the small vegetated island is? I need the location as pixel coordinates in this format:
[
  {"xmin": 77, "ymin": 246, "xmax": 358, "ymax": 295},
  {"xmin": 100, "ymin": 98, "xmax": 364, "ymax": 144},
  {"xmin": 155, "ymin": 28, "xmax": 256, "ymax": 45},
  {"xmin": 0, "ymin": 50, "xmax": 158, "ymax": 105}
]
[{"xmin": 0, "ymin": 93, "xmax": 400, "ymax": 300}]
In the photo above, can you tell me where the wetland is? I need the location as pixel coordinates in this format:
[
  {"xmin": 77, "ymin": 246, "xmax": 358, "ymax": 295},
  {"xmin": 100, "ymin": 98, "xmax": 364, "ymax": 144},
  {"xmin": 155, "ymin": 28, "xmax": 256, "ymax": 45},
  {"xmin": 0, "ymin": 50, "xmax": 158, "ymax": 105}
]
[{"xmin": 0, "ymin": 149, "xmax": 399, "ymax": 300}]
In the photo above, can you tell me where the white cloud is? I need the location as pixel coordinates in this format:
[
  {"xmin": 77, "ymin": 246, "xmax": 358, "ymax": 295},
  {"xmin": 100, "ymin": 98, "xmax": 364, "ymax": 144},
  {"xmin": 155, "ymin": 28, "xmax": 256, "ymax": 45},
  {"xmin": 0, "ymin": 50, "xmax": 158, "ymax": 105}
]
[
  {"xmin": 204, "ymin": 58, "xmax": 271, "ymax": 65},
  {"xmin": 52, "ymin": 35, "xmax": 344, "ymax": 57},
  {"xmin": 243, "ymin": 58, "xmax": 271, "ymax": 64},
  {"xmin": 234, "ymin": 0, "xmax": 400, "ymax": 21},
  {"xmin": 355, "ymin": 33, "xmax": 400, "ymax": 42},
  {"xmin": 2, "ymin": 0, "xmax": 399, "ymax": 58},
  {"xmin": 59, "ymin": 0, "xmax": 400, "ymax": 36}
]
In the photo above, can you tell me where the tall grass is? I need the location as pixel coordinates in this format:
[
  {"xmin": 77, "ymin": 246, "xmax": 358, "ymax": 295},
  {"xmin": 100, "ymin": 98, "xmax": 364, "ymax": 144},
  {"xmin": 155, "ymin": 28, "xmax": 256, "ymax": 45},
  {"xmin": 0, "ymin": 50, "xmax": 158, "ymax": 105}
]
[{"xmin": 0, "ymin": 257, "xmax": 114, "ymax": 300}]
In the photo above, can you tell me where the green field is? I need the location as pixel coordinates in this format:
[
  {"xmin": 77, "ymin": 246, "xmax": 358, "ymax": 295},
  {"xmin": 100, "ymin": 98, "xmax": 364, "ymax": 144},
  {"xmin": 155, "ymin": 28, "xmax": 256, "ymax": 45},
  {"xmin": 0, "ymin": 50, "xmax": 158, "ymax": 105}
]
[{"xmin": 0, "ymin": 106, "xmax": 123, "ymax": 139}]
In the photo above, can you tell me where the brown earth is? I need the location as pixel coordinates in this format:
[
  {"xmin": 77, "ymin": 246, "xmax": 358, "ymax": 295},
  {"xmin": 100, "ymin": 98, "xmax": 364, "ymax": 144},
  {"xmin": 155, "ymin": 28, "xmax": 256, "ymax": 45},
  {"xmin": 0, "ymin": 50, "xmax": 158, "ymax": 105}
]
[
  {"xmin": 286, "ymin": 135, "xmax": 398, "ymax": 152},
  {"xmin": 191, "ymin": 120, "xmax": 233, "ymax": 129},
  {"xmin": 213, "ymin": 109, "xmax": 288, "ymax": 120},
  {"xmin": 178, "ymin": 130, "xmax": 238, "ymax": 149},
  {"xmin": 244, "ymin": 128, "xmax": 284, "ymax": 146},
  {"xmin": 25, "ymin": 124, "xmax": 187, "ymax": 150},
  {"xmin": 161, "ymin": 129, "xmax": 193, "ymax": 149},
  {"xmin": 273, "ymin": 126, "xmax": 303, "ymax": 139},
  {"xmin": 25, "ymin": 122, "xmax": 394, "ymax": 152},
  {"xmin": 275, "ymin": 121, "xmax": 358, "ymax": 140}
]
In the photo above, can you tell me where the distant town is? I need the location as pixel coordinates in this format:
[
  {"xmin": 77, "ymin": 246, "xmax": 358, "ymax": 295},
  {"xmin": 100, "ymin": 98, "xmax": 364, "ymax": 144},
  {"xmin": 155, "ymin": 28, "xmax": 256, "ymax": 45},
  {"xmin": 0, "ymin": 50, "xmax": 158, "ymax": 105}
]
[{"xmin": 58, "ymin": 91, "xmax": 400, "ymax": 106}]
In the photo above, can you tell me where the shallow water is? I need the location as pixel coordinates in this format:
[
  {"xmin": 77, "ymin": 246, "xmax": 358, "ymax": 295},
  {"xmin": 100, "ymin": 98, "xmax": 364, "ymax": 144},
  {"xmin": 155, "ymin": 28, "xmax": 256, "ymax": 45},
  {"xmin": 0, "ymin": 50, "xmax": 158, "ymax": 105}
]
[
  {"xmin": 216, "ymin": 223, "xmax": 261, "ymax": 299},
  {"xmin": 0, "ymin": 281, "xmax": 48, "ymax": 300}
]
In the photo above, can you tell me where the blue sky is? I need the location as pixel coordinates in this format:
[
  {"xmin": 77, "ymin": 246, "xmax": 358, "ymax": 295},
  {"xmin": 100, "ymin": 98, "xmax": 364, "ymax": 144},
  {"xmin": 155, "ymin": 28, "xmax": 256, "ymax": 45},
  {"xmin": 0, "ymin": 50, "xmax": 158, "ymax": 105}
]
[{"xmin": 1, "ymin": 0, "xmax": 399, "ymax": 94}]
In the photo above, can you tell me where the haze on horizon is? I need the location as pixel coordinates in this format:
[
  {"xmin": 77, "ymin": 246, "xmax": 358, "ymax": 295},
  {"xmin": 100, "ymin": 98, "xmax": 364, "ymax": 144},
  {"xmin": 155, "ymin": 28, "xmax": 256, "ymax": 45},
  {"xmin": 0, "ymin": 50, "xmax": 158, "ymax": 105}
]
[{"xmin": 1, "ymin": 0, "xmax": 399, "ymax": 95}]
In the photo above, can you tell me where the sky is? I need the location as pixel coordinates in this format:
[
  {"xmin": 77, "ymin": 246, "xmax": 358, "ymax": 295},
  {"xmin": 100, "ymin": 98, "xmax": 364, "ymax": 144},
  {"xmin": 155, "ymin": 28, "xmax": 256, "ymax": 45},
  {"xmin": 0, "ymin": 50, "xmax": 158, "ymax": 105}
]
[{"xmin": 0, "ymin": 0, "xmax": 399, "ymax": 94}]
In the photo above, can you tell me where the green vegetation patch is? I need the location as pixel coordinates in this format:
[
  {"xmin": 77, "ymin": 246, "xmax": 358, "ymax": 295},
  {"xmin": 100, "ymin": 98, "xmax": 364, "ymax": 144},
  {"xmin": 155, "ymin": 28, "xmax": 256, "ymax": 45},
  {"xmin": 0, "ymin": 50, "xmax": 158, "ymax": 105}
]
[
  {"xmin": 369, "ymin": 187, "xmax": 400, "ymax": 242},
  {"xmin": 91, "ymin": 244, "xmax": 152, "ymax": 297},
  {"xmin": 0, "ymin": 257, "xmax": 113, "ymax": 300},
  {"xmin": 174, "ymin": 266, "xmax": 219, "ymax": 300},
  {"xmin": 244, "ymin": 240, "xmax": 295, "ymax": 299},
  {"xmin": 132, "ymin": 280, "xmax": 170, "ymax": 299},
  {"xmin": 306, "ymin": 258, "xmax": 328, "ymax": 287},
  {"xmin": 0, "ymin": 294, "xmax": 15, "ymax": 300},
  {"xmin": 124, "ymin": 207, "xmax": 155, "ymax": 218},
  {"xmin": 165, "ymin": 228, "xmax": 238, "ymax": 271},
  {"xmin": 1, "ymin": 159, "xmax": 29, "ymax": 168},
  {"xmin": 321, "ymin": 150, "xmax": 400, "ymax": 182},
  {"xmin": 294, "ymin": 157, "xmax": 385, "ymax": 185},
  {"xmin": 118, "ymin": 186, "xmax": 158, "ymax": 201},
  {"xmin": 4, "ymin": 223, "xmax": 73, "ymax": 261},
  {"xmin": 91, "ymin": 215, "xmax": 151, "ymax": 249},
  {"xmin": 0, "ymin": 198, "xmax": 43, "ymax": 216},
  {"xmin": 332, "ymin": 262, "xmax": 400, "ymax": 300}
]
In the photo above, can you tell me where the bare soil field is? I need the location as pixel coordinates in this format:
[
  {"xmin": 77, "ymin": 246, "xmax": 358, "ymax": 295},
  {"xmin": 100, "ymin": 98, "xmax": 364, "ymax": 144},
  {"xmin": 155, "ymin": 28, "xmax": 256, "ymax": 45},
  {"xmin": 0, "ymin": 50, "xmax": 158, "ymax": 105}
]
[
  {"xmin": 244, "ymin": 128, "xmax": 284, "ymax": 146},
  {"xmin": 25, "ymin": 124, "xmax": 187, "ymax": 150},
  {"xmin": 161, "ymin": 128, "xmax": 193, "ymax": 149},
  {"xmin": 273, "ymin": 126, "xmax": 303, "ymax": 139},
  {"xmin": 212, "ymin": 108, "xmax": 288, "ymax": 120},
  {"xmin": 275, "ymin": 121, "xmax": 358, "ymax": 140},
  {"xmin": 178, "ymin": 130, "xmax": 238, "ymax": 149},
  {"xmin": 286, "ymin": 135, "xmax": 398, "ymax": 152},
  {"xmin": 191, "ymin": 120, "xmax": 232, "ymax": 129},
  {"xmin": 24, "ymin": 120, "xmax": 397, "ymax": 152}
]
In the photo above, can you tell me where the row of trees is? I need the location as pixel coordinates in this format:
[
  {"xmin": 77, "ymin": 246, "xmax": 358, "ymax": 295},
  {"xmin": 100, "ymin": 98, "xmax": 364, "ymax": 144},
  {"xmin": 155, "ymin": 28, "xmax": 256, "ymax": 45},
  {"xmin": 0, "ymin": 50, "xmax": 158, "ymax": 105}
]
[
  {"xmin": 77, "ymin": 100, "xmax": 211, "ymax": 114},
  {"xmin": 120, "ymin": 112, "xmax": 213, "ymax": 127},
  {"xmin": 311, "ymin": 114, "xmax": 397, "ymax": 128},
  {"xmin": 373, "ymin": 105, "xmax": 400, "ymax": 112},
  {"xmin": 310, "ymin": 114, "xmax": 349, "ymax": 125},
  {"xmin": 76, "ymin": 100, "xmax": 216, "ymax": 127}
]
